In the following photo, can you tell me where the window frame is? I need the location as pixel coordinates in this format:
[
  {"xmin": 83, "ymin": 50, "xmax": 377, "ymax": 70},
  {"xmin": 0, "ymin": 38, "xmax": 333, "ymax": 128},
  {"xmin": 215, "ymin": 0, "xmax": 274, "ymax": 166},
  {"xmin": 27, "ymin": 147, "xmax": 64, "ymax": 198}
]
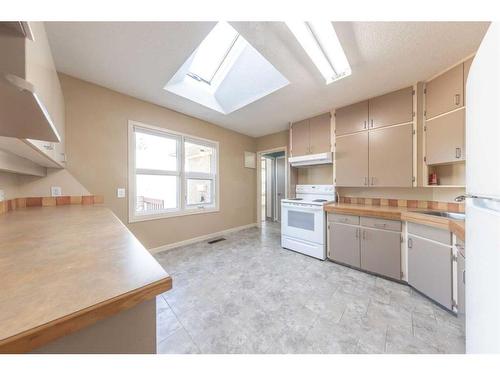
[{"xmin": 128, "ymin": 120, "xmax": 219, "ymax": 223}]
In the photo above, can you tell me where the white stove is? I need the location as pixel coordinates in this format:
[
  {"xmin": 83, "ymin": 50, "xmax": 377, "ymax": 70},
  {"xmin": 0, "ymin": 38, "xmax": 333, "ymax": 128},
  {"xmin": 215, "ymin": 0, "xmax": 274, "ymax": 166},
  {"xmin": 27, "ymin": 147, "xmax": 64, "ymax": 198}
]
[{"xmin": 281, "ymin": 185, "xmax": 336, "ymax": 260}]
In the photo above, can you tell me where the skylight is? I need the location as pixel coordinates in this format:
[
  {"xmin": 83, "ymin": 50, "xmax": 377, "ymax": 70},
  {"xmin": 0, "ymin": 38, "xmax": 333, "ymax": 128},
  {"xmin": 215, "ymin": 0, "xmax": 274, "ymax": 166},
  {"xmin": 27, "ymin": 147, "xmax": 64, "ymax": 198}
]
[
  {"xmin": 187, "ymin": 22, "xmax": 239, "ymax": 85},
  {"xmin": 164, "ymin": 22, "xmax": 289, "ymax": 114},
  {"xmin": 286, "ymin": 21, "xmax": 351, "ymax": 84}
]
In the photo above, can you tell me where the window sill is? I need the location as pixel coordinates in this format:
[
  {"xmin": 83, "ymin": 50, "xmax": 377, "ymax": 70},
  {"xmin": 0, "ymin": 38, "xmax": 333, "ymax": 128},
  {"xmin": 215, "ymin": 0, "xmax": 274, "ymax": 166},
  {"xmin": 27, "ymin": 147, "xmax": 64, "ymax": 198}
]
[{"xmin": 129, "ymin": 207, "xmax": 220, "ymax": 223}]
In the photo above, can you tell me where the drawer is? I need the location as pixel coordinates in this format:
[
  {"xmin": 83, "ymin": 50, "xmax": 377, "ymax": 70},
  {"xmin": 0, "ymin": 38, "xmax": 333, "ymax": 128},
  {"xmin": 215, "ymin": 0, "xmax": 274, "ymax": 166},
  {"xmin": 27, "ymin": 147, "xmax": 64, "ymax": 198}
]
[
  {"xmin": 408, "ymin": 222, "xmax": 451, "ymax": 245},
  {"xmin": 328, "ymin": 213, "xmax": 359, "ymax": 225},
  {"xmin": 360, "ymin": 216, "xmax": 401, "ymax": 232}
]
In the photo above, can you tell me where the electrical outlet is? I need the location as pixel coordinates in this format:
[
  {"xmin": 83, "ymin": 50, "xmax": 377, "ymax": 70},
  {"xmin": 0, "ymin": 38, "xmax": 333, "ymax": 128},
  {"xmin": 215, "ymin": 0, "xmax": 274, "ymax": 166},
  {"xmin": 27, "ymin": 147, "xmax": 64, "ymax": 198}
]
[
  {"xmin": 0, "ymin": 189, "xmax": 4, "ymax": 202},
  {"xmin": 51, "ymin": 186, "xmax": 62, "ymax": 197},
  {"xmin": 117, "ymin": 188, "xmax": 126, "ymax": 198}
]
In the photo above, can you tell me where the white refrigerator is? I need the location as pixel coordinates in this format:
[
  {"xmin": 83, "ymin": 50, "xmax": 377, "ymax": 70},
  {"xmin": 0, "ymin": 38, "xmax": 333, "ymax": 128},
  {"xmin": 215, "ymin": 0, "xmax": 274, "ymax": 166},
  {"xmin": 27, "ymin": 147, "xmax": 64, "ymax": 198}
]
[{"xmin": 466, "ymin": 22, "xmax": 500, "ymax": 353}]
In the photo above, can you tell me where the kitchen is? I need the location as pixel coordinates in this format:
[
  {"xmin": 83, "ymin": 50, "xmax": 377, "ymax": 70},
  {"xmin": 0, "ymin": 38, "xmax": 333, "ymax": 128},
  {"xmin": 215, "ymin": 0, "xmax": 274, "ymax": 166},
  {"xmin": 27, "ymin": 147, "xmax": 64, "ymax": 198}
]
[{"xmin": 0, "ymin": 2, "xmax": 499, "ymax": 370}]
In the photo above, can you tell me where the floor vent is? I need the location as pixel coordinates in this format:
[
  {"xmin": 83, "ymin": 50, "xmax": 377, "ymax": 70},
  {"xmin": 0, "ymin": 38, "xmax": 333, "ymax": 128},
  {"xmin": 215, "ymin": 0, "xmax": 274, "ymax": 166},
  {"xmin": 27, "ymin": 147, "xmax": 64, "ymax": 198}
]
[{"xmin": 207, "ymin": 237, "xmax": 226, "ymax": 244}]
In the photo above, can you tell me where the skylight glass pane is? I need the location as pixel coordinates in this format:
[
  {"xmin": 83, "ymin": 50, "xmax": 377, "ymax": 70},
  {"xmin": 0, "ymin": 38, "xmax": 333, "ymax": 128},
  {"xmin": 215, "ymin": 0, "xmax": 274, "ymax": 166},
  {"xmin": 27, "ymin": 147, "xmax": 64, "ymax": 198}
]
[{"xmin": 188, "ymin": 22, "xmax": 239, "ymax": 84}]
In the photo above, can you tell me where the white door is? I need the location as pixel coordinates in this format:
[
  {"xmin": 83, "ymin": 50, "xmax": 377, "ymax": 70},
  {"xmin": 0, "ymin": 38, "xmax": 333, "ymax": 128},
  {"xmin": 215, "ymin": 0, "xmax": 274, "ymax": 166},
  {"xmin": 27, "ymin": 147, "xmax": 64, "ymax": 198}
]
[{"xmin": 276, "ymin": 156, "xmax": 286, "ymax": 222}]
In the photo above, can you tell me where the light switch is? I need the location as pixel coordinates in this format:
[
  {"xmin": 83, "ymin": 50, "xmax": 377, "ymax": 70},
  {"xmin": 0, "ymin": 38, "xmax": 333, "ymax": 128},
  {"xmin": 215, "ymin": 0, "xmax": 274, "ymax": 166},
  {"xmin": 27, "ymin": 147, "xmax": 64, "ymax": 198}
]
[
  {"xmin": 117, "ymin": 188, "xmax": 126, "ymax": 198},
  {"xmin": 51, "ymin": 186, "xmax": 62, "ymax": 197}
]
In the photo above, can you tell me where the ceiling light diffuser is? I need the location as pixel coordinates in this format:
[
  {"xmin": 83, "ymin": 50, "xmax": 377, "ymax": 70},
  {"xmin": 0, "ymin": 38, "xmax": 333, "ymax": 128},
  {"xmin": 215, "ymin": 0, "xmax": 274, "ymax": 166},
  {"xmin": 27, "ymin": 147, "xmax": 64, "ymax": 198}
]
[{"xmin": 286, "ymin": 21, "xmax": 351, "ymax": 84}]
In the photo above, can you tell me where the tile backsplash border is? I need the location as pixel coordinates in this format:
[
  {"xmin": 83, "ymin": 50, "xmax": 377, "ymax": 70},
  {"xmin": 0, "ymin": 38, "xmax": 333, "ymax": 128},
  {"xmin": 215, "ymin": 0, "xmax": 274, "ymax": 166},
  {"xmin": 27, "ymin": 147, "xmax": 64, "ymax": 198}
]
[
  {"xmin": 339, "ymin": 196, "xmax": 464, "ymax": 213},
  {"xmin": 0, "ymin": 195, "xmax": 104, "ymax": 215}
]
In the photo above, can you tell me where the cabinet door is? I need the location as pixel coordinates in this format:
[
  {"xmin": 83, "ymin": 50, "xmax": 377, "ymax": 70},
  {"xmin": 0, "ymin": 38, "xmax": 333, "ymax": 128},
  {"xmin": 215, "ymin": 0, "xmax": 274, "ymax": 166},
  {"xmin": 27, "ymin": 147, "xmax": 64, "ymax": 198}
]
[
  {"xmin": 369, "ymin": 123, "xmax": 413, "ymax": 187},
  {"xmin": 335, "ymin": 100, "xmax": 368, "ymax": 136},
  {"xmin": 425, "ymin": 108, "xmax": 465, "ymax": 165},
  {"xmin": 291, "ymin": 119, "xmax": 310, "ymax": 156},
  {"xmin": 329, "ymin": 222, "xmax": 360, "ymax": 268},
  {"xmin": 335, "ymin": 132, "xmax": 368, "ymax": 187},
  {"xmin": 309, "ymin": 113, "xmax": 331, "ymax": 154},
  {"xmin": 369, "ymin": 87, "xmax": 413, "ymax": 129},
  {"xmin": 408, "ymin": 235, "xmax": 452, "ymax": 309},
  {"xmin": 425, "ymin": 63, "xmax": 464, "ymax": 119},
  {"xmin": 361, "ymin": 228, "xmax": 401, "ymax": 280}
]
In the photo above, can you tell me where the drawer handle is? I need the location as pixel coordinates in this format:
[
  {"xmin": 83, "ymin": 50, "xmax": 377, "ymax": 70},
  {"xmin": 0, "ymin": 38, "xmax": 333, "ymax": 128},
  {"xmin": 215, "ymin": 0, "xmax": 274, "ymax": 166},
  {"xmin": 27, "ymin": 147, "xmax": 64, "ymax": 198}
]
[
  {"xmin": 455, "ymin": 94, "xmax": 460, "ymax": 106},
  {"xmin": 455, "ymin": 147, "xmax": 461, "ymax": 159},
  {"xmin": 408, "ymin": 238, "xmax": 413, "ymax": 249}
]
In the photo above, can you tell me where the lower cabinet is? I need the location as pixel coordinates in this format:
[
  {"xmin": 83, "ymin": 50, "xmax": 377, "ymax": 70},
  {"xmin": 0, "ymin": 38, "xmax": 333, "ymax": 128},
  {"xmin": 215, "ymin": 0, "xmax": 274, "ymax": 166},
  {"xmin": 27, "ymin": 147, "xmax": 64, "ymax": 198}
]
[
  {"xmin": 329, "ymin": 222, "xmax": 360, "ymax": 268},
  {"xmin": 408, "ymin": 234, "xmax": 453, "ymax": 310},
  {"xmin": 361, "ymin": 228, "xmax": 401, "ymax": 280},
  {"xmin": 328, "ymin": 214, "xmax": 401, "ymax": 280}
]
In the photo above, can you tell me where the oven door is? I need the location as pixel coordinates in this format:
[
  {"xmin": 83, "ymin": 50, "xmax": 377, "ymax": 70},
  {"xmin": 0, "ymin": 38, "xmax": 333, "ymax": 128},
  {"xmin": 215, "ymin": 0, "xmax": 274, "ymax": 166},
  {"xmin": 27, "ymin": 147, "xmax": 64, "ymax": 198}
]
[{"xmin": 281, "ymin": 202, "xmax": 325, "ymax": 244}]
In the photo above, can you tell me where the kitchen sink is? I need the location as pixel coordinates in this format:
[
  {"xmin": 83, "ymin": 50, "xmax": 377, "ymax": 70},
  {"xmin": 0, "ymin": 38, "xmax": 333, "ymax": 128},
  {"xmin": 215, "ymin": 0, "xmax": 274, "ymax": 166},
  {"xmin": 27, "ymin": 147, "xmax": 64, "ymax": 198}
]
[{"xmin": 416, "ymin": 211, "xmax": 465, "ymax": 220}]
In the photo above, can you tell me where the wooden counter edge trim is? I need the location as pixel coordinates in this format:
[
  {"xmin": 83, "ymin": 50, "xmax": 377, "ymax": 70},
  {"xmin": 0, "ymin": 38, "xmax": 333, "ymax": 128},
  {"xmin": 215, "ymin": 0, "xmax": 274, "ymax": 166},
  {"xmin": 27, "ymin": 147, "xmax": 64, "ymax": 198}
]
[
  {"xmin": 324, "ymin": 206, "xmax": 402, "ymax": 221},
  {"xmin": 0, "ymin": 276, "xmax": 172, "ymax": 354}
]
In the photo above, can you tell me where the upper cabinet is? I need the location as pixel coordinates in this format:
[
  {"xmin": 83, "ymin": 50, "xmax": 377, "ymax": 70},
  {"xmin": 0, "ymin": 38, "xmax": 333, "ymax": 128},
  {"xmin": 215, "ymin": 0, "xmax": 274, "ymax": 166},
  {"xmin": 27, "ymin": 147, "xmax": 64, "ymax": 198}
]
[
  {"xmin": 425, "ymin": 63, "xmax": 464, "ymax": 119},
  {"xmin": 334, "ymin": 100, "xmax": 368, "ymax": 136},
  {"xmin": 334, "ymin": 86, "xmax": 415, "ymax": 187},
  {"xmin": 0, "ymin": 22, "xmax": 65, "ymax": 170},
  {"xmin": 368, "ymin": 87, "xmax": 414, "ymax": 129},
  {"xmin": 291, "ymin": 113, "xmax": 331, "ymax": 157},
  {"xmin": 0, "ymin": 22, "xmax": 64, "ymax": 143}
]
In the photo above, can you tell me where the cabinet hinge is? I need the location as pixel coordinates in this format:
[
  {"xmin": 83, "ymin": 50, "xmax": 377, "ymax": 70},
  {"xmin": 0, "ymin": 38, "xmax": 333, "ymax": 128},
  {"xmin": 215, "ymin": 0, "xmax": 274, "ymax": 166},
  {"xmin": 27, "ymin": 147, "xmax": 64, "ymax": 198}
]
[
  {"xmin": 424, "ymin": 125, "xmax": 427, "ymax": 131},
  {"xmin": 424, "ymin": 156, "xmax": 427, "ymax": 163},
  {"xmin": 400, "ymin": 235, "xmax": 404, "ymax": 243},
  {"xmin": 400, "ymin": 271, "xmax": 404, "ymax": 278},
  {"xmin": 424, "ymin": 110, "xmax": 427, "ymax": 118},
  {"xmin": 334, "ymin": 178, "xmax": 336, "ymax": 183},
  {"xmin": 452, "ymin": 254, "xmax": 458, "ymax": 262},
  {"xmin": 412, "ymin": 129, "xmax": 416, "ymax": 135},
  {"xmin": 412, "ymin": 176, "xmax": 416, "ymax": 182}
]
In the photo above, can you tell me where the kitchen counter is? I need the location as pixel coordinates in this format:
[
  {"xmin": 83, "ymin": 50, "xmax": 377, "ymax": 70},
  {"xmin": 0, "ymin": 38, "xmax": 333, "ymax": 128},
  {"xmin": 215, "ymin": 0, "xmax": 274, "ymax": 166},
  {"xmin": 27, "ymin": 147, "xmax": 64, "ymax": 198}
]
[
  {"xmin": 0, "ymin": 205, "xmax": 172, "ymax": 353},
  {"xmin": 324, "ymin": 203, "xmax": 465, "ymax": 241}
]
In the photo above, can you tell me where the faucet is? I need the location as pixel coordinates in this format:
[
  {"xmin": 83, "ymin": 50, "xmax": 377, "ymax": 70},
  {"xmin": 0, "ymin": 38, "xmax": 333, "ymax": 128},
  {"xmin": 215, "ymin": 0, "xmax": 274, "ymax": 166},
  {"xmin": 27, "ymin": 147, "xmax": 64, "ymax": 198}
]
[{"xmin": 455, "ymin": 195, "xmax": 466, "ymax": 202}]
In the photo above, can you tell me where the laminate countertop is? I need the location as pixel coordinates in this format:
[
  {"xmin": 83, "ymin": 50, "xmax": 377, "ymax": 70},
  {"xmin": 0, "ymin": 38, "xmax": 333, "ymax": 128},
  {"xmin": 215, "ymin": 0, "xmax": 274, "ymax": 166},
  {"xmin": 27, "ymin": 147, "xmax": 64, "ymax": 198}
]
[
  {"xmin": 324, "ymin": 203, "xmax": 465, "ymax": 241},
  {"xmin": 0, "ymin": 205, "xmax": 172, "ymax": 353}
]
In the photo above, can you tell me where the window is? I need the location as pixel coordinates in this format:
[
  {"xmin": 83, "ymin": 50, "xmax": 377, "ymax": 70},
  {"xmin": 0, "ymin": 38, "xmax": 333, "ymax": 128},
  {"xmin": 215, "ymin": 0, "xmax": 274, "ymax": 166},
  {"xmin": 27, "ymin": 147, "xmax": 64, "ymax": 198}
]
[{"xmin": 129, "ymin": 121, "xmax": 219, "ymax": 222}]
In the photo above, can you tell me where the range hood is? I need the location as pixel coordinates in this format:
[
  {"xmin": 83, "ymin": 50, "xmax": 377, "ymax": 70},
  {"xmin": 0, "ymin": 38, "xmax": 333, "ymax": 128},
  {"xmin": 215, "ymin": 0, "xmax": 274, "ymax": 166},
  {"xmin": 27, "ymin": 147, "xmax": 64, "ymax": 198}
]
[
  {"xmin": 288, "ymin": 152, "xmax": 333, "ymax": 167},
  {"xmin": 0, "ymin": 74, "xmax": 60, "ymax": 142}
]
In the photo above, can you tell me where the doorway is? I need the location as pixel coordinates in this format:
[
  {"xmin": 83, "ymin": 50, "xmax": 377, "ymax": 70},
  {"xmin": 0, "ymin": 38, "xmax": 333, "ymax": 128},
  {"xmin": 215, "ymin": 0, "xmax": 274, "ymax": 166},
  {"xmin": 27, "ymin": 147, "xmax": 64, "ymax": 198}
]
[{"xmin": 259, "ymin": 150, "xmax": 286, "ymax": 223}]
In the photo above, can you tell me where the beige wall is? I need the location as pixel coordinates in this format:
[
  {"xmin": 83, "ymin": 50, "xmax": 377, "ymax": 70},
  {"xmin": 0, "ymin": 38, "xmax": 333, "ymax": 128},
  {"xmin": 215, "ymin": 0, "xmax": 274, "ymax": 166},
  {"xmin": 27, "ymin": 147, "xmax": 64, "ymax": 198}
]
[
  {"xmin": 256, "ymin": 130, "xmax": 289, "ymax": 152},
  {"xmin": 297, "ymin": 165, "xmax": 334, "ymax": 185},
  {"xmin": 60, "ymin": 74, "xmax": 257, "ymax": 249},
  {"xmin": 0, "ymin": 171, "xmax": 19, "ymax": 200}
]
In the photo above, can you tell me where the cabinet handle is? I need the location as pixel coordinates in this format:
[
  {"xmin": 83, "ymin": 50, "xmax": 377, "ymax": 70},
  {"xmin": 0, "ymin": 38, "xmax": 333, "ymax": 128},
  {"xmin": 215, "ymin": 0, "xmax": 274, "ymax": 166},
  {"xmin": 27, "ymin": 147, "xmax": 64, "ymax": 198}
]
[
  {"xmin": 370, "ymin": 119, "xmax": 374, "ymax": 128},
  {"xmin": 455, "ymin": 94, "xmax": 461, "ymax": 106},
  {"xmin": 455, "ymin": 147, "xmax": 461, "ymax": 159},
  {"xmin": 362, "ymin": 230, "xmax": 366, "ymax": 240},
  {"xmin": 355, "ymin": 228, "xmax": 359, "ymax": 239},
  {"xmin": 363, "ymin": 120, "xmax": 367, "ymax": 129},
  {"xmin": 408, "ymin": 238, "xmax": 413, "ymax": 249},
  {"xmin": 462, "ymin": 269, "xmax": 466, "ymax": 284},
  {"xmin": 374, "ymin": 223, "xmax": 386, "ymax": 229}
]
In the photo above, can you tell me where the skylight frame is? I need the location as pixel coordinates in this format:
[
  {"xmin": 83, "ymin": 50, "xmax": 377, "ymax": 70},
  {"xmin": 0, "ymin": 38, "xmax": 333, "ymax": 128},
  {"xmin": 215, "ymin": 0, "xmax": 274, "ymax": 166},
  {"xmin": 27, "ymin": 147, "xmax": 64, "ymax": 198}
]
[{"xmin": 187, "ymin": 22, "xmax": 241, "ymax": 86}]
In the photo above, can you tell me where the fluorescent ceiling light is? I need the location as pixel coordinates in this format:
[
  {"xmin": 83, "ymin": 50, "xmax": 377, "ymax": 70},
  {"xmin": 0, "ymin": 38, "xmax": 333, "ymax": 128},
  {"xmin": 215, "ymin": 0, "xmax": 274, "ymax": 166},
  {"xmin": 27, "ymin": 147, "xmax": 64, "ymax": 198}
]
[{"xmin": 286, "ymin": 21, "xmax": 351, "ymax": 84}]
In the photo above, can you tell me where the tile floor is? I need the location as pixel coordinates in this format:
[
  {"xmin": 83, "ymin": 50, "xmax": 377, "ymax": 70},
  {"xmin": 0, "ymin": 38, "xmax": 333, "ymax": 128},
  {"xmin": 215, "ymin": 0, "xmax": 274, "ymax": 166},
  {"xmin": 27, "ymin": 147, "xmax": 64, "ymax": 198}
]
[{"xmin": 154, "ymin": 222, "xmax": 465, "ymax": 354}]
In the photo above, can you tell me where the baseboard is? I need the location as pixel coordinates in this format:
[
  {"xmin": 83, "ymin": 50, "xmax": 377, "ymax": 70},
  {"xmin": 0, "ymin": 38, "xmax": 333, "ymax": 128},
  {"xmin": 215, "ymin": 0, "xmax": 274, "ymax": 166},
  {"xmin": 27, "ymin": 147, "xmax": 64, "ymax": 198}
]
[{"xmin": 148, "ymin": 223, "xmax": 258, "ymax": 254}]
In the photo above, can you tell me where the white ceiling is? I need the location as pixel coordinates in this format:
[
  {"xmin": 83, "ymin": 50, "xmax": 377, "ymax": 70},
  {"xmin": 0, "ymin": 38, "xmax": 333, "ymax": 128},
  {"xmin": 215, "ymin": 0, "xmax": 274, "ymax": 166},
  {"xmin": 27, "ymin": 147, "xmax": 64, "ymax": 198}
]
[{"xmin": 45, "ymin": 21, "xmax": 489, "ymax": 137}]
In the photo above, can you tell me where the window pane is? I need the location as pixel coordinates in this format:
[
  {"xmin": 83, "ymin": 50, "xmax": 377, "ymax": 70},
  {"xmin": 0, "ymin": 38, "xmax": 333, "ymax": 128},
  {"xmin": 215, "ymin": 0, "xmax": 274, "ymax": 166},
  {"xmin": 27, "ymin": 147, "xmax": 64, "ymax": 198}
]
[
  {"xmin": 185, "ymin": 141, "xmax": 214, "ymax": 173},
  {"xmin": 136, "ymin": 175, "xmax": 177, "ymax": 213},
  {"xmin": 187, "ymin": 179, "xmax": 212, "ymax": 206},
  {"xmin": 135, "ymin": 130, "xmax": 177, "ymax": 171}
]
